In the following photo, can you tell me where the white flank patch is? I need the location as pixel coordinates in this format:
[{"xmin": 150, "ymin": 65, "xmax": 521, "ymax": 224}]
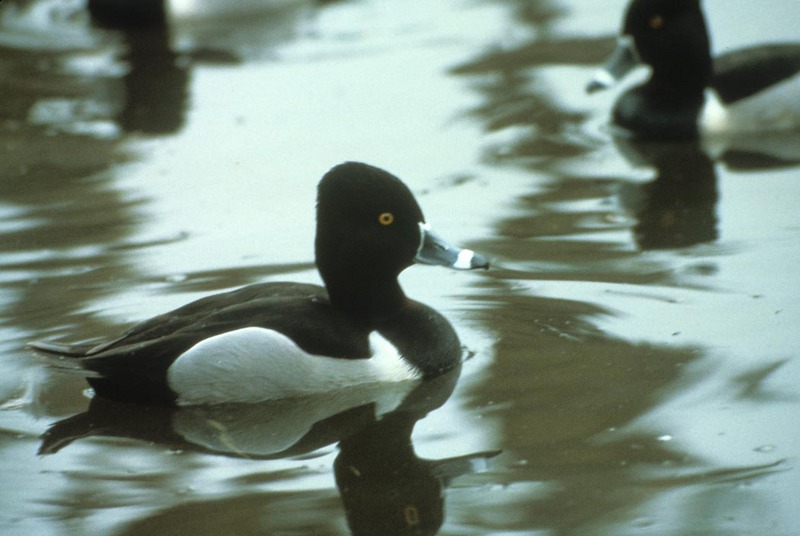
[
  {"xmin": 699, "ymin": 89, "xmax": 729, "ymax": 133},
  {"xmin": 167, "ymin": 327, "xmax": 422, "ymax": 405},
  {"xmin": 701, "ymin": 73, "xmax": 800, "ymax": 135}
]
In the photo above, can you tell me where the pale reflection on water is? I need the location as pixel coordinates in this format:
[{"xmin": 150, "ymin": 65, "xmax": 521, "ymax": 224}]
[{"xmin": 1, "ymin": 0, "xmax": 799, "ymax": 535}]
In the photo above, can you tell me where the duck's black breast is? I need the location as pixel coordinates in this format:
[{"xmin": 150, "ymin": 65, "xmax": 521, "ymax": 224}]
[
  {"xmin": 614, "ymin": 87, "xmax": 705, "ymax": 140},
  {"xmin": 374, "ymin": 300, "xmax": 462, "ymax": 379},
  {"xmin": 713, "ymin": 44, "xmax": 800, "ymax": 105}
]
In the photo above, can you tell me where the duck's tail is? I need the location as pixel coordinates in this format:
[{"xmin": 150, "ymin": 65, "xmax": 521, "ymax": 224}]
[
  {"xmin": 28, "ymin": 340, "xmax": 96, "ymax": 358},
  {"xmin": 28, "ymin": 340, "xmax": 103, "ymax": 376}
]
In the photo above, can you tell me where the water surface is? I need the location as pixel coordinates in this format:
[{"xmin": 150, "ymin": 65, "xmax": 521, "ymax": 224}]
[{"xmin": 1, "ymin": 0, "xmax": 799, "ymax": 534}]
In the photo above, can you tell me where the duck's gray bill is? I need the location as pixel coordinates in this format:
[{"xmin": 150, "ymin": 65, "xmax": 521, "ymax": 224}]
[
  {"xmin": 586, "ymin": 35, "xmax": 640, "ymax": 93},
  {"xmin": 415, "ymin": 223, "xmax": 489, "ymax": 270}
]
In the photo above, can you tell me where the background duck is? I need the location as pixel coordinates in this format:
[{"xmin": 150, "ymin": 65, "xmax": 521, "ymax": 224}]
[{"xmin": 587, "ymin": 0, "xmax": 800, "ymax": 140}]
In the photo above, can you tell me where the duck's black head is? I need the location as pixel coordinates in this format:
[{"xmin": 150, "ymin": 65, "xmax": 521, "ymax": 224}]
[
  {"xmin": 623, "ymin": 0, "xmax": 712, "ymax": 91},
  {"xmin": 315, "ymin": 162, "xmax": 487, "ymax": 318}
]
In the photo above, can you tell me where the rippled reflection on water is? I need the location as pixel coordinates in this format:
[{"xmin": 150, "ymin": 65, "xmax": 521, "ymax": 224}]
[{"xmin": 1, "ymin": 0, "xmax": 799, "ymax": 535}]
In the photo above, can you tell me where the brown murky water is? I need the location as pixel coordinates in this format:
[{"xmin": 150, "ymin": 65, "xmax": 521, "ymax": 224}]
[{"xmin": 1, "ymin": 0, "xmax": 799, "ymax": 535}]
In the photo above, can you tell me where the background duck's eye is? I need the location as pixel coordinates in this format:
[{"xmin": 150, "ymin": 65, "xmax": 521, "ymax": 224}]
[
  {"xmin": 378, "ymin": 212, "xmax": 395, "ymax": 226},
  {"xmin": 649, "ymin": 14, "xmax": 665, "ymax": 29}
]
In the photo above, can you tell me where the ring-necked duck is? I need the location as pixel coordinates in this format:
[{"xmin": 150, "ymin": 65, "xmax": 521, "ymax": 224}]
[
  {"xmin": 587, "ymin": 0, "xmax": 800, "ymax": 140},
  {"xmin": 31, "ymin": 162, "xmax": 489, "ymax": 406}
]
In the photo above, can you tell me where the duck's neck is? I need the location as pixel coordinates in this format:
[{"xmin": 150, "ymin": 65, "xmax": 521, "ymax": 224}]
[
  {"xmin": 322, "ymin": 269, "xmax": 408, "ymax": 321},
  {"xmin": 649, "ymin": 17, "xmax": 713, "ymax": 101}
]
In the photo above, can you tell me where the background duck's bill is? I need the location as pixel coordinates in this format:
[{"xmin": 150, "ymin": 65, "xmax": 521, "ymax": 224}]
[{"xmin": 587, "ymin": 35, "xmax": 641, "ymax": 93}]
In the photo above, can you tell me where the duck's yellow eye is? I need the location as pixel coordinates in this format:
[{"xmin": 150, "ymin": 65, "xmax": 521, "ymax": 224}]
[
  {"xmin": 378, "ymin": 212, "xmax": 394, "ymax": 226},
  {"xmin": 649, "ymin": 14, "xmax": 664, "ymax": 29}
]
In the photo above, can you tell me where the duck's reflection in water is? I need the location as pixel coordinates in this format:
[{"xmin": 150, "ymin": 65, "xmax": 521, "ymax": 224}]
[
  {"xmin": 87, "ymin": 0, "xmax": 189, "ymax": 135},
  {"xmin": 335, "ymin": 401, "xmax": 496, "ymax": 536},
  {"xmin": 614, "ymin": 138, "xmax": 719, "ymax": 250},
  {"xmin": 615, "ymin": 129, "xmax": 800, "ymax": 251},
  {"xmin": 40, "ymin": 367, "xmax": 498, "ymax": 536}
]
